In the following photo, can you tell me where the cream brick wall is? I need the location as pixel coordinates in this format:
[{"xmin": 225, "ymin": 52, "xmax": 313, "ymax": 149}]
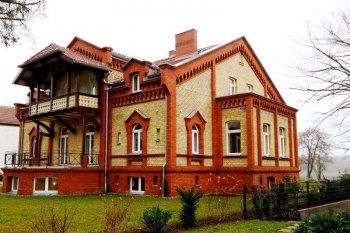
[
  {"xmin": 176, "ymin": 157, "xmax": 187, "ymax": 166},
  {"xmin": 291, "ymin": 119, "xmax": 296, "ymax": 165},
  {"xmin": 215, "ymin": 54, "xmax": 264, "ymax": 97},
  {"xmin": 277, "ymin": 115, "xmax": 290, "ymax": 158},
  {"xmin": 223, "ymin": 158, "xmax": 248, "ymax": 167},
  {"xmin": 176, "ymin": 70, "xmax": 212, "ymax": 155},
  {"xmin": 280, "ymin": 160, "xmax": 290, "ymax": 167},
  {"xmin": 222, "ymin": 108, "xmax": 247, "ymax": 156},
  {"xmin": 112, "ymin": 100, "xmax": 166, "ymax": 155},
  {"xmin": 253, "ymin": 108, "xmax": 258, "ymax": 166},
  {"xmin": 260, "ymin": 110, "xmax": 275, "ymax": 157},
  {"xmin": 111, "ymin": 158, "xmax": 127, "ymax": 166},
  {"xmin": 262, "ymin": 160, "xmax": 275, "ymax": 166}
]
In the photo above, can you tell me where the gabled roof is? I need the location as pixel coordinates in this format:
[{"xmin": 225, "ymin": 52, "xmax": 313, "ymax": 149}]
[
  {"xmin": 0, "ymin": 106, "xmax": 19, "ymax": 126},
  {"xmin": 153, "ymin": 36, "xmax": 285, "ymax": 104},
  {"xmin": 18, "ymin": 43, "xmax": 109, "ymax": 71}
]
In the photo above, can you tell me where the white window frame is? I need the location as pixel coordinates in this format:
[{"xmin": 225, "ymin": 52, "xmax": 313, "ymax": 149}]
[
  {"xmin": 130, "ymin": 177, "xmax": 145, "ymax": 195},
  {"xmin": 246, "ymin": 84, "xmax": 253, "ymax": 92},
  {"xmin": 226, "ymin": 121, "xmax": 241, "ymax": 156},
  {"xmin": 263, "ymin": 124, "xmax": 271, "ymax": 156},
  {"xmin": 132, "ymin": 124, "xmax": 142, "ymax": 154},
  {"xmin": 192, "ymin": 125, "xmax": 199, "ymax": 154},
  {"xmin": 59, "ymin": 128, "xmax": 68, "ymax": 164},
  {"xmin": 33, "ymin": 177, "xmax": 58, "ymax": 195},
  {"xmin": 279, "ymin": 127, "xmax": 286, "ymax": 157},
  {"xmin": 132, "ymin": 74, "xmax": 141, "ymax": 93},
  {"xmin": 11, "ymin": 176, "xmax": 18, "ymax": 194},
  {"xmin": 229, "ymin": 78, "xmax": 237, "ymax": 95},
  {"xmin": 85, "ymin": 124, "xmax": 94, "ymax": 164}
]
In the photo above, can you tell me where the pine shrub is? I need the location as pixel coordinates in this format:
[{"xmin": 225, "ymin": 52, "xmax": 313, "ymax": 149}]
[{"xmin": 140, "ymin": 206, "xmax": 172, "ymax": 233}]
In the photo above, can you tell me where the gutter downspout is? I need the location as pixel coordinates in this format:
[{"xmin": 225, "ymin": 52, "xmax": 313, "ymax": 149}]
[
  {"xmin": 19, "ymin": 107, "xmax": 25, "ymax": 165},
  {"xmin": 162, "ymin": 94, "xmax": 167, "ymax": 197},
  {"xmin": 104, "ymin": 84, "xmax": 111, "ymax": 193}
]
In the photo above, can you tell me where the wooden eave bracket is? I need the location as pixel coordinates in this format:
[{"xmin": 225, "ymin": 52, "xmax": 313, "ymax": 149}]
[
  {"xmin": 54, "ymin": 116, "xmax": 77, "ymax": 135},
  {"xmin": 78, "ymin": 109, "xmax": 101, "ymax": 131},
  {"xmin": 33, "ymin": 120, "xmax": 54, "ymax": 137}
]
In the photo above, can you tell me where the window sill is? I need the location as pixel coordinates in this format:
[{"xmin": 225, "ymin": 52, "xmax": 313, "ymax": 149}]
[
  {"xmin": 279, "ymin": 157, "xmax": 290, "ymax": 161},
  {"xmin": 128, "ymin": 152, "xmax": 142, "ymax": 156},
  {"xmin": 131, "ymin": 90, "xmax": 142, "ymax": 94},
  {"xmin": 262, "ymin": 156, "xmax": 275, "ymax": 160},
  {"xmin": 224, "ymin": 155, "xmax": 247, "ymax": 158}
]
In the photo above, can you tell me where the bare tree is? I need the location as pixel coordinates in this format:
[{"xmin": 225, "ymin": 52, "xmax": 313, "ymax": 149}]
[
  {"xmin": 295, "ymin": 10, "xmax": 350, "ymax": 149},
  {"xmin": 299, "ymin": 128, "xmax": 332, "ymax": 180},
  {"xmin": 0, "ymin": 0, "xmax": 45, "ymax": 46}
]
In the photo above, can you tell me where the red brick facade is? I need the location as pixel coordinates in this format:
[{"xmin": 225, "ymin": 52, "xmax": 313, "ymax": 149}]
[{"xmin": 2, "ymin": 30, "xmax": 299, "ymax": 196}]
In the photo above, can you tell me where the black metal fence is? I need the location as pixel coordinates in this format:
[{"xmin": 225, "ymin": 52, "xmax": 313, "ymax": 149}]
[
  {"xmin": 242, "ymin": 177, "xmax": 350, "ymax": 220},
  {"xmin": 4, "ymin": 151, "xmax": 99, "ymax": 167}
]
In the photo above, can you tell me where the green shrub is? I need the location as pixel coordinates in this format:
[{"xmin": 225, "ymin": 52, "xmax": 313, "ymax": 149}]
[
  {"xmin": 293, "ymin": 212, "xmax": 350, "ymax": 233},
  {"xmin": 0, "ymin": 174, "xmax": 3, "ymax": 182},
  {"xmin": 176, "ymin": 186, "xmax": 203, "ymax": 228},
  {"xmin": 140, "ymin": 206, "xmax": 172, "ymax": 233}
]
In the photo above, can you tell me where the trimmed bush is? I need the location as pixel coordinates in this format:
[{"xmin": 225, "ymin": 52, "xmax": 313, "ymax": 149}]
[
  {"xmin": 176, "ymin": 186, "xmax": 204, "ymax": 228},
  {"xmin": 140, "ymin": 206, "xmax": 172, "ymax": 233},
  {"xmin": 293, "ymin": 212, "xmax": 350, "ymax": 233}
]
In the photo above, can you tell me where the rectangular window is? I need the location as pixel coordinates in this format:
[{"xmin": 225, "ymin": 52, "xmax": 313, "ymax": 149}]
[
  {"xmin": 85, "ymin": 125, "xmax": 95, "ymax": 164},
  {"xmin": 34, "ymin": 177, "xmax": 58, "ymax": 195},
  {"xmin": 195, "ymin": 176, "xmax": 200, "ymax": 186},
  {"xmin": 115, "ymin": 176, "xmax": 119, "ymax": 185},
  {"xmin": 153, "ymin": 176, "xmax": 158, "ymax": 186},
  {"xmin": 59, "ymin": 128, "xmax": 68, "ymax": 164},
  {"xmin": 11, "ymin": 177, "xmax": 18, "ymax": 193},
  {"xmin": 263, "ymin": 124, "xmax": 270, "ymax": 156},
  {"xmin": 279, "ymin": 127, "xmax": 286, "ymax": 157},
  {"xmin": 117, "ymin": 132, "xmax": 122, "ymax": 145},
  {"xmin": 229, "ymin": 78, "xmax": 237, "ymax": 95},
  {"xmin": 130, "ymin": 177, "xmax": 145, "ymax": 195},
  {"xmin": 246, "ymin": 84, "xmax": 253, "ymax": 92},
  {"xmin": 267, "ymin": 176, "xmax": 275, "ymax": 190},
  {"xmin": 156, "ymin": 128, "xmax": 160, "ymax": 142},
  {"xmin": 227, "ymin": 121, "xmax": 241, "ymax": 155},
  {"xmin": 132, "ymin": 74, "xmax": 141, "ymax": 93},
  {"xmin": 192, "ymin": 125, "xmax": 199, "ymax": 154}
]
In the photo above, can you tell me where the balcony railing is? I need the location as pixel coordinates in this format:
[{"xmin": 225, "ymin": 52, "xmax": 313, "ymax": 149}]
[
  {"xmin": 29, "ymin": 92, "xmax": 99, "ymax": 116},
  {"xmin": 4, "ymin": 152, "xmax": 99, "ymax": 168}
]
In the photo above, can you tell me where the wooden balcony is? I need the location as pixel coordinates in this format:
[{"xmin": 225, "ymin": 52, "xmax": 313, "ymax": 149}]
[{"xmin": 29, "ymin": 92, "xmax": 99, "ymax": 117}]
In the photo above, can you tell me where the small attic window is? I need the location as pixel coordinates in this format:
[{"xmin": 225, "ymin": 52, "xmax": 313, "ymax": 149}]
[{"xmin": 131, "ymin": 74, "xmax": 141, "ymax": 93}]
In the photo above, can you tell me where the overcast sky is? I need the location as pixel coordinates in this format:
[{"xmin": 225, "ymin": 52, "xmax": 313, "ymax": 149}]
[{"xmin": 1, "ymin": 0, "xmax": 349, "ymax": 135}]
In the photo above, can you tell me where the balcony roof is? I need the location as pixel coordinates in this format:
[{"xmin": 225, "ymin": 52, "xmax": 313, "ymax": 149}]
[{"xmin": 14, "ymin": 43, "xmax": 109, "ymax": 86}]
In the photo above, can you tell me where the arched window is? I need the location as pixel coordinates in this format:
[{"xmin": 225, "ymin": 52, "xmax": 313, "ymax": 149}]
[
  {"xmin": 80, "ymin": 70, "xmax": 98, "ymax": 95},
  {"xmin": 226, "ymin": 121, "xmax": 241, "ymax": 155},
  {"xmin": 192, "ymin": 125, "xmax": 199, "ymax": 154},
  {"xmin": 132, "ymin": 124, "xmax": 142, "ymax": 153}
]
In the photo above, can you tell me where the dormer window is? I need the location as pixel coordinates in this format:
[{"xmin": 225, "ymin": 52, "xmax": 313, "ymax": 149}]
[{"xmin": 132, "ymin": 74, "xmax": 141, "ymax": 93}]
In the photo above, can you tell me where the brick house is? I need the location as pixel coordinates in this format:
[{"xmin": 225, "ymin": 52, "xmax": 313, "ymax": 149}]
[{"xmin": 2, "ymin": 29, "xmax": 299, "ymax": 196}]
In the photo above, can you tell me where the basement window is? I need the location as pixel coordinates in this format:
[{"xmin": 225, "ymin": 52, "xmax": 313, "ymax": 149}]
[
  {"xmin": 33, "ymin": 177, "xmax": 58, "ymax": 195},
  {"xmin": 130, "ymin": 177, "xmax": 145, "ymax": 195}
]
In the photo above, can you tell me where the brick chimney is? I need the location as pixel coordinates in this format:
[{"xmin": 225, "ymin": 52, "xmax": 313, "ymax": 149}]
[{"xmin": 175, "ymin": 29, "xmax": 197, "ymax": 57}]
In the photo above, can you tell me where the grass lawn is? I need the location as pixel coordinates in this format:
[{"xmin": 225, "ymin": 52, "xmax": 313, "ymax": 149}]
[
  {"xmin": 0, "ymin": 194, "xmax": 292, "ymax": 233},
  {"xmin": 179, "ymin": 220, "xmax": 294, "ymax": 233},
  {"xmin": 0, "ymin": 194, "xmax": 242, "ymax": 233}
]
